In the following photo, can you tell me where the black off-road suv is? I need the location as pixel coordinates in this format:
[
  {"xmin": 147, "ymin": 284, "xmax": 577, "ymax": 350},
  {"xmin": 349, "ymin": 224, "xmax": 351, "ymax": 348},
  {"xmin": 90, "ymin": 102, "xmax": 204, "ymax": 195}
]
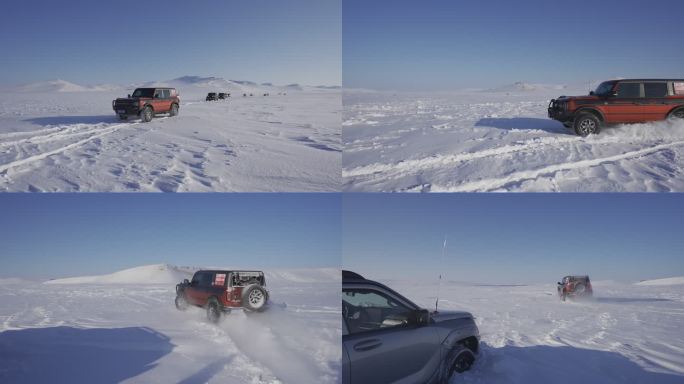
[
  {"xmin": 112, "ymin": 88, "xmax": 180, "ymax": 122},
  {"xmin": 175, "ymin": 270, "xmax": 270, "ymax": 323},
  {"xmin": 206, "ymin": 92, "xmax": 218, "ymax": 101}
]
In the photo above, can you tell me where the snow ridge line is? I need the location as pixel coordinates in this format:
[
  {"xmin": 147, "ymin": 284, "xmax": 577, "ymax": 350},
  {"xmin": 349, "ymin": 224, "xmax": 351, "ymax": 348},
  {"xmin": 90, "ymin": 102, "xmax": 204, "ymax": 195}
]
[
  {"xmin": 343, "ymin": 136, "xmax": 581, "ymax": 178},
  {"xmin": 432, "ymin": 140, "xmax": 684, "ymax": 192},
  {"xmin": 0, "ymin": 123, "xmax": 131, "ymax": 173}
]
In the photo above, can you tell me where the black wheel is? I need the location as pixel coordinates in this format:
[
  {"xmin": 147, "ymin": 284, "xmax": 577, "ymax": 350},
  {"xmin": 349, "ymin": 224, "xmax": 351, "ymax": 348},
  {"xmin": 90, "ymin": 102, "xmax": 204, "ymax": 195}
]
[
  {"xmin": 175, "ymin": 294, "xmax": 188, "ymax": 311},
  {"xmin": 242, "ymin": 285, "xmax": 268, "ymax": 312},
  {"xmin": 141, "ymin": 106, "xmax": 153, "ymax": 122},
  {"xmin": 206, "ymin": 298, "xmax": 221, "ymax": 323},
  {"xmin": 118, "ymin": 114, "xmax": 128, "ymax": 121},
  {"xmin": 574, "ymin": 283, "xmax": 586, "ymax": 295},
  {"xmin": 573, "ymin": 113, "xmax": 601, "ymax": 136},
  {"xmin": 446, "ymin": 346, "xmax": 475, "ymax": 380},
  {"xmin": 669, "ymin": 108, "xmax": 684, "ymax": 120},
  {"xmin": 169, "ymin": 103, "xmax": 179, "ymax": 117}
]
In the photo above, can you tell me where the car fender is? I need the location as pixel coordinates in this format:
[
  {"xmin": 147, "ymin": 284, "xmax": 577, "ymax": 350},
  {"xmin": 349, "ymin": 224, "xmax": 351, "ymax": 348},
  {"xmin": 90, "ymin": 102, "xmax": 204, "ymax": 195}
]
[{"xmin": 575, "ymin": 107, "xmax": 605, "ymax": 122}]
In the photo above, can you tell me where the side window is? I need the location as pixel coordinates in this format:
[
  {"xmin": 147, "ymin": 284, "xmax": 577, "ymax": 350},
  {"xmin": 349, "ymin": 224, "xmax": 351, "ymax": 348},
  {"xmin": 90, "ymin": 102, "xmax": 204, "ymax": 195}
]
[
  {"xmin": 644, "ymin": 82, "xmax": 668, "ymax": 98},
  {"xmin": 154, "ymin": 89, "xmax": 162, "ymax": 98},
  {"xmin": 616, "ymin": 83, "xmax": 641, "ymax": 98},
  {"xmin": 674, "ymin": 82, "xmax": 684, "ymax": 96},
  {"xmin": 196, "ymin": 272, "xmax": 212, "ymax": 287},
  {"xmin": 343, "ymin": 288, "xmax": 413, "ymax": 334},
  {"xmin": 191, "ymin": 273, "xmax": 200, "ymax": 285},
  {"xmin": 162, "ymin": 89, "xmax": 170, "ymax": 98}
]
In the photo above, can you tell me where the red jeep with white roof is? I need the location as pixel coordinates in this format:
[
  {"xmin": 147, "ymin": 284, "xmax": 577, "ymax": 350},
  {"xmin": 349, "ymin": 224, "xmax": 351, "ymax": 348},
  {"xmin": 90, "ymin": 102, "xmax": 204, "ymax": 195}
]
[{"xmin": 175, "ymin": 270, "xmax": 269, "ymax": 322}]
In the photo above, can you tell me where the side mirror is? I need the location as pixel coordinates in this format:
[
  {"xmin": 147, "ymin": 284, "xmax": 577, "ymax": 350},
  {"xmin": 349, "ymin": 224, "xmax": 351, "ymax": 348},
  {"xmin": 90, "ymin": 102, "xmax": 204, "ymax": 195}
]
[
  {"xmin": 557, "ymin": 282, "xmax": 562, "ymax": 285},
  {"xmin": 408, "ymin": 309, "xmax": 430, "ymax": 326},
  {"xmin": 589, "ymin": 91, "xmax": 595, "ymax": 96},
  {"xmin": 127, "ymin": 94, "xmax": 131, "ymax": 98},
  {"xmin": 183, "ymin": 279, "xmax": 189, "ymax": 285}
]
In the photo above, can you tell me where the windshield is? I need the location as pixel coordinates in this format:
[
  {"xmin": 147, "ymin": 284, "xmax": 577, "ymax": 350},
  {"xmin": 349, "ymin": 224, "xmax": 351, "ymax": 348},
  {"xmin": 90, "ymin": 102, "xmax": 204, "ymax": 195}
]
[
  {"xmin": 593, "ymin": 81, "xmax": 616, "ymax": 96},
  {"xmin": 132, "ymin": 88, "xmax": 155, "ymax": 98}
]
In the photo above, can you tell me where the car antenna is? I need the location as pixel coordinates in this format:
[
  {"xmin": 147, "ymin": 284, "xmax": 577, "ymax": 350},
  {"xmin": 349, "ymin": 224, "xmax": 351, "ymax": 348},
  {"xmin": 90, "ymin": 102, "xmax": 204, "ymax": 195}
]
[{"xmin": 435, "ymin": 235, "xmax": 446, "ymax": 313}]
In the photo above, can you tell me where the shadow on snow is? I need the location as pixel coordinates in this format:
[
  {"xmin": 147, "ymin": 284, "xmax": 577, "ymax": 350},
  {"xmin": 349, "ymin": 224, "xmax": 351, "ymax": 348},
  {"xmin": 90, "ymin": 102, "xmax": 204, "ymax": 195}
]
[
  {"xmin": 466, "ymin": 344, "xmax": 683, "ymax": 384},
  {"xmin": 475, "ymin": 117, "xmax": 571, "ymax": 135},
  {"xmin": 0, "ymin": 326, "xmax": 174, "ymax": 383}
]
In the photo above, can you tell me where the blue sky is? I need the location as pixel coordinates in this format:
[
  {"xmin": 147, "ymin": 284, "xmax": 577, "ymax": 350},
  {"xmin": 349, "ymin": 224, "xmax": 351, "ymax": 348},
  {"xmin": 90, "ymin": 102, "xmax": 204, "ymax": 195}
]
[
  {"xmin": 344, "ymin": 0, "xmax": 684, "ymax": 90},
  {"xmin": 343, "ymin": 194, "xmax": 684, "ymax": 284},
  {"xmin": 0, "ymin": 194, "xmax": 340, "ymax": 279},
  {"xmin": 0, "ymin": 0, "xmax": 340, "ymax": 86}
]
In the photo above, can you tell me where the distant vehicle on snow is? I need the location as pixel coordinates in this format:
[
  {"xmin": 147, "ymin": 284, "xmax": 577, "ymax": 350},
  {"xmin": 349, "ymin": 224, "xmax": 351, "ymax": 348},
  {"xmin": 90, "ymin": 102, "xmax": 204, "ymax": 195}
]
[
  {"xmin": 342, "ymin": 270, "xmax": 479, "ymax": 384},
  {"xmin": 175, "ymin": 270, "xmax": 269, "ymax": 323},
  {"xmin": 205, "ymin": 92, "xmax": 218, "ymax": 101},
  {"xmin": 557, "ymin": 275, "xmax": 593, "ymax": 301},
  {"xmin": 548, "ymin": 79, "xmax": 684, "ymax": 136},
  {"xmin": 218, "ymin": 92, "xmax": 230, "ymax": 99},
  {"xmin": 112, "ymin": 87, "xmax": 179, "ymax": 122}
]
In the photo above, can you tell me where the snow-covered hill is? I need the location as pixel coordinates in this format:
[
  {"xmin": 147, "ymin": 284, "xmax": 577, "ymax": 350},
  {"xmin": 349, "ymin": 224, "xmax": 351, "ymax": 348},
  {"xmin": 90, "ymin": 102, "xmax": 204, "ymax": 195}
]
[
  {"xmin": 636, "ymin": 276, "xmax": 684, "ymax": 286},
  {"xmin": 15, "ymin": 79, "xmax": 120, "ymax": 93},
  {"xmin": 44, "ymin": 264, "xmax": 193, "ymax": 285},
  {"xmin": 43, "ymin": 264, "xmax": 340, "ymax": 286},
  {"xmin": 486, "ymin": 82, "xmax": 568, "ymax": 93}
]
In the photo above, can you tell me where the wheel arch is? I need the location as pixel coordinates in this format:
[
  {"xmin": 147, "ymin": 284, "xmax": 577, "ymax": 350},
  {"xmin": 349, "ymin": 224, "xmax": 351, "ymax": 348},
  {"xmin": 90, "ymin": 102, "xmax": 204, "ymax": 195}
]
[
  {"xmin": 667, "ymin": 105, "xmax": 684, "ymax": 118},
  {"xmin": 575, "ymin": 107, "xmax": 604, "ymax": 122}
]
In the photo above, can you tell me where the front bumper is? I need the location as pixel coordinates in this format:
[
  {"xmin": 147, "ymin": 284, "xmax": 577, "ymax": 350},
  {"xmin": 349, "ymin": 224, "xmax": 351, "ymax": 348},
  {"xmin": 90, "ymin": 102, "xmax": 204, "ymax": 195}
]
[
  {"xmin": 113, "ymin": 103, "xmax": 141, "ymax": 116},
  {"xmin": 548, "ymin": 99, "xmax": 572, "ymax": 122}
]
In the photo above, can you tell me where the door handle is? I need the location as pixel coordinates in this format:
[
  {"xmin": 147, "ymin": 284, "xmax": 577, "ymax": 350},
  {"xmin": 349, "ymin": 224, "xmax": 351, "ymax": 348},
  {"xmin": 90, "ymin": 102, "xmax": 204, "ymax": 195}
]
[{"xmin": 353, "ymin": 339, "xmax": 382, "ymax": 352}]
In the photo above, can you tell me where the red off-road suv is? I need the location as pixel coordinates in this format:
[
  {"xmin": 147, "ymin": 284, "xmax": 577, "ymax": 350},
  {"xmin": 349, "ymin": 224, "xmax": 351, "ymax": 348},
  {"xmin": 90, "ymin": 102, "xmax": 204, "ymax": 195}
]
[
  {"xmin": 175, "ymin": 270, "xmax": 269, "ymax": 323},
  {"xmin": 548, "ymin": 79, "xmax": 684, "ymax": 136},
  {"xmin": 557, "ymin": 275, "xmax": 593, "ymax": 301},
  {"xmin": 112, "ymin": 87, "xmax": 180, "ymax": 122}
]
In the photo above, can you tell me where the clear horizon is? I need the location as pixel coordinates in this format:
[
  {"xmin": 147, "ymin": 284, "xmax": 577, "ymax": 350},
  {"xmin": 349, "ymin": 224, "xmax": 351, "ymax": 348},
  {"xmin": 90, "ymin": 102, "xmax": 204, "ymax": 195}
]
[
  {"xmin": 0, "ymin": 0, "xmax": 341, "ymax": 87},
  {"xmin": 0, "ymin": 194, "xmax": 341, "ymax": 279},
  {"xmin": 343, "ymin": 194, "xmax": 684, "ymax": 284},
  {"xmin": 343, "ymin": 0, "xmax": 684, "ymax": 91}
]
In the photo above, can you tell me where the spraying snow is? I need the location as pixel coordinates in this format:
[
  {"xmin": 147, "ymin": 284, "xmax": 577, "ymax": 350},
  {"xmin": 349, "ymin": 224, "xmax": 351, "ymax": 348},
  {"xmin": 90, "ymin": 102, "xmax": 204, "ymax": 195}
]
[
  {"xmin": 0, "ymin": 265, "xmax": 340, "ymax": 383},
  {"xmin": 343, "ymin": 87, "xmax": 684, "ymax": 192}
]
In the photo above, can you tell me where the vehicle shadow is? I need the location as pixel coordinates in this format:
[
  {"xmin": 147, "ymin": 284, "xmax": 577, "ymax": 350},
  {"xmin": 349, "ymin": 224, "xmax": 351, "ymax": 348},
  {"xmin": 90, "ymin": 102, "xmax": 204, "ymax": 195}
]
[
  {"xmin": 23, "ymin": 115, "xmax": 121, "ymax": 126},
  {"xmin": 475, "ymin": 117, "xmax": 571, "ymax": 135},
  {"xmin": 0, "ymin": 326, "xmax": 174, "ymax": 383},
  {"xmin": 178, "ymin": 356, "xmax": 235, "ymax": 384},
  {"xmin": 594, "ymin": 297, "xmax": 672, "ymax": 304},
  {"xmin": 471, "ymin": 344, "xmax": 683, "ymax": 383}
]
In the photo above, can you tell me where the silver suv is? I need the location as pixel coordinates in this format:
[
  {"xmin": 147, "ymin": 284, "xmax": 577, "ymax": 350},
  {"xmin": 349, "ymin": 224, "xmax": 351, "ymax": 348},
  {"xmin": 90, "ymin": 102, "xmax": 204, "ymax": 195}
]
[{"xmin": 342, "ymin": 271, "xmax": 480, "ymax": 384}]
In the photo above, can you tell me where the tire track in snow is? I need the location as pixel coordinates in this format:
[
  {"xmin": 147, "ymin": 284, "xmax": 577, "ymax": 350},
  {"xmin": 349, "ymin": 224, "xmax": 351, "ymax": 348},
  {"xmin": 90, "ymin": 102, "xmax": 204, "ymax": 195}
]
[
  {"xmin": 432, "ymin": 140, "xmax": 684, "ymax": 192},
  {"xmin": 0, "ymin": 123, "xmax": 133, "ymax": 173},
  {"xmin": 343, "ymin": 136, "xmax": 581, "ymax": 180},
  {"xmin": 0, "ymin": 123, "xmax": 120, "ymax": 149}
]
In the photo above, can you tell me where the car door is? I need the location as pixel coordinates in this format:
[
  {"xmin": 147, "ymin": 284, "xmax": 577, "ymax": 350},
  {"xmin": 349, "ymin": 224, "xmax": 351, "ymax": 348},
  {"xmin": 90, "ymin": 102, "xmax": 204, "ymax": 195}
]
[
  {"xmin": 603, "ymin": 81, "xmax": 644, "ymax": 123},
  {"xmin": 343, "ymin": 287, "xmax": 442, "ymax": 384},
  {"xmin": 187, "ymin": 272, "xmax": 213, "ymax": 305},
  {"xmin": 641, "ymin": 81, "xmax": 672, "ymax": 121}
]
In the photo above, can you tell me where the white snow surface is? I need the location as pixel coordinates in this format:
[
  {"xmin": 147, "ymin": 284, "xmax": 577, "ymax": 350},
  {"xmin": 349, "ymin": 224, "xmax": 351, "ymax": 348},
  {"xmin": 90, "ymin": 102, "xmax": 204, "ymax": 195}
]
[
  {"xmin": 343, "ymin": 88, "xmax": 684, "ymax": 192},
  {"xmin": 0, "ymin": 78, "xmax": 341, "ymax": 192},
  {"xmin": 377, "ymin": 279, "xmax": 684, "ymax": 383},
  {"xmin": 0, "ymin": 266, "xmax": 341, "ymax": 383},
  {"xmin": 636, "ymin": 276, "xmax": 684, "ymax": 286}
]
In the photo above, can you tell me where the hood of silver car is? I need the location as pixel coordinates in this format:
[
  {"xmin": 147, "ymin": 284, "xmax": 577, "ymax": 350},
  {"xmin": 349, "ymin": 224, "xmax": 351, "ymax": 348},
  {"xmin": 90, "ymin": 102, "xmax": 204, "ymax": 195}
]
[{"xmin": 430, "ymin": 310, "xmax": 473, "ymax": 322}]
